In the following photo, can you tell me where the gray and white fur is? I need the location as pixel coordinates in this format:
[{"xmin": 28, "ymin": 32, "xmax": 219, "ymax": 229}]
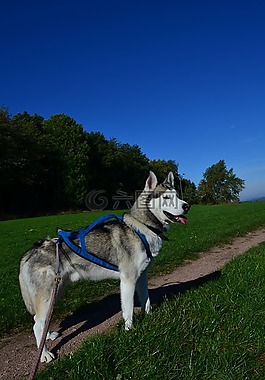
[{"xmin": 19, "ymin": 171, "xmax": 190, "ymax": 362}]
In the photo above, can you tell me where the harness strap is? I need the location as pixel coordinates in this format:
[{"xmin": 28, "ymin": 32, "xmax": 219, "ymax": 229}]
[
  {"xmin": 134, "ymin": 228, "xmax": 152, "ymax": 259},
  {"xmin": 57, "ymin": 214, "xmax": 152, "ymax": 272},
  {"xmin": 57, "ymin": 214, "xmax": 120, "ymax": 272}
]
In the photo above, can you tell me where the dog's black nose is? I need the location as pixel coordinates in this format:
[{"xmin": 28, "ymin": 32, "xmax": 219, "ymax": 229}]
[{"xmin": 182, "ymin": 202, "xmax": 190, "ymax": 214}]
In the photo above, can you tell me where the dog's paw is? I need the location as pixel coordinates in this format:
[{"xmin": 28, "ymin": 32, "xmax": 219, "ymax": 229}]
[
  {"xmin": 46, "ymin": 331, "xmax": 60, "ymax": 341},
  {"xmin": 41, "ymin": 350, "xmax": 55, "ymax": 363},
  {"xmin": 125, "ymin": 322, "xmax": 133, "ymax": 331}
]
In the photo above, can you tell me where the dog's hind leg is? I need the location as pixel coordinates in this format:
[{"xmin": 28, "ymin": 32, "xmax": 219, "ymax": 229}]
[
  {"xmin": 120, "ymin": 274, "xmax": 136, "ymax": 331},
  {"xmin": 33, "ymin": 298, "xmax": 56, "ymax": 363},
  {"xmin": 136, "ymin": 269, "xmax": 151, "ymax": 314}
]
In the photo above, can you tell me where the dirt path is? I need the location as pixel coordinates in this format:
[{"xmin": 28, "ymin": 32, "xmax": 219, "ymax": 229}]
[{"xmin": 1, "ymin": 228, "xmax": 265, "ymax": 379}]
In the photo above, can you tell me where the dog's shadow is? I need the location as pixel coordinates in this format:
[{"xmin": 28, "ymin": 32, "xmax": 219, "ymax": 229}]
[{"xmin": 52, "ymin": 271, "xmax": 221, "ymax": 355}]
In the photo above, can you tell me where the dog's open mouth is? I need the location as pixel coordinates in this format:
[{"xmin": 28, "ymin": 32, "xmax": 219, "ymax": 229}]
[{"xmin": 163, "ymin": 211, "xmax": 188, "ymax": 224}]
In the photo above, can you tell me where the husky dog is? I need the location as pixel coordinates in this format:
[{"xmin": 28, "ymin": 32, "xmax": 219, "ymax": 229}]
[{"xmin": 19, "ymin": 171, "xmax": 190, "ymax": 362}]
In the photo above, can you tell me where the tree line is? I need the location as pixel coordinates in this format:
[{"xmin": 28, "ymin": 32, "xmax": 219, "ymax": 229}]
[{"xmin": 0, "ymin": 107, "xmax": 245, "ymax": 218}]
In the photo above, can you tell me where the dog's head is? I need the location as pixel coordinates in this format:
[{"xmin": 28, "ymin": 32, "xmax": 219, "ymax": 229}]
[{"xmin": 137, "ymin": 171, "xmax": 190, "ymax": 229}]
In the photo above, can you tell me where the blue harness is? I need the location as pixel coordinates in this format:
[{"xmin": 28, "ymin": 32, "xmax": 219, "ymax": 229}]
[{"xmin": 57, "ymin": 214, "xmax": 152, "ymax": 272}]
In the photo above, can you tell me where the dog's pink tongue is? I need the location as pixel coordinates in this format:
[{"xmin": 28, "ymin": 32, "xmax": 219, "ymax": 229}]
[{"xmin": 179, "ymin": 217, "xmax": 188, "ymax": 225}]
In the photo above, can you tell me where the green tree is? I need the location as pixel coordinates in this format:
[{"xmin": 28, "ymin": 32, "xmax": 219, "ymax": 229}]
[
  {"xmin": 180, "ymin": 178, "xmax": 198, "ymax": 204},
  {"xmin": 197, "ymin": 160, "xmax": 245, "ymax": 204},
  {"xmin": 104, "ymin": 139, "xmax": 149, "ymax": 195},
  {"xmin": 0, "ymin": 110, "xmax": 58, "ymax": 216},
  {"xmin": 85, "ymin": 133, "xmax": 149, "ymax": 207},
  {"xmin": 149, "ymin": 159, "xmax": 179, "ymax": 183},
  {"xmin": 44, "ymin": 114, "xmax": 90, "ymax": 208},
  {"xmin": 0, "ymin": 106, "xmax": 199, "ymax": 216}
]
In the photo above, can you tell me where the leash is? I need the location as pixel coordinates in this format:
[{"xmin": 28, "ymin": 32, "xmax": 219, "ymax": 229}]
[{"xmin": 29, "ymin": 241, "xmax": 61, "ymax": 380}]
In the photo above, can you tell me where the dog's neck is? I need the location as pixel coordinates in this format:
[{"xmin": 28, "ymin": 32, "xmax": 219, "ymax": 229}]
[{"xmin": 128, "ymin": 207, "xmax": 168, "ymax": 240}]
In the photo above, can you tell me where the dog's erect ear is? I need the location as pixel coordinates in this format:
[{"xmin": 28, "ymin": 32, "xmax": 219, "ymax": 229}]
[
  {"xmin": 144, "ymin": 171, "xmax": 158, "ymax": 191},
  {"xmin": 163, "ymin": 172, "xmax": 174, "ymax": 188}
]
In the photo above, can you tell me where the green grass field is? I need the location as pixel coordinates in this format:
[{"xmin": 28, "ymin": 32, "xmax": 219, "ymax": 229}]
[
  {"xmin": 36, "ymin": 242, "xmax": 265, "ymax": 380},
  {"xmin": 0, "ymin": 201, "xmax": 265, "ymax": 339}
]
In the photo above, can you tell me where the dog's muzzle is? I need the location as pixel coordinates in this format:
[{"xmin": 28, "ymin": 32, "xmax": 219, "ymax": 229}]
[{"xmin": 163, "ymin": 202, "xmax": 190, "ymax": 225}]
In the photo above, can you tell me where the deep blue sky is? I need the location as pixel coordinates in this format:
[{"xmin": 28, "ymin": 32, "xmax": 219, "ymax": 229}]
[{"xmin": 1, "ymin": 0, "xmax": 265, "ymax": 200}]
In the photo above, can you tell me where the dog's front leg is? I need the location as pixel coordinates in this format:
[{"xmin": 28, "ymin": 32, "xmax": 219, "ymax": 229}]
[
  {"xmin": 136, "ymin": 269, "xmax": 151, "ymax": 314},
  {"xmin": 120, "ymin": 274, "xmax": 136, "ymax": 330}
]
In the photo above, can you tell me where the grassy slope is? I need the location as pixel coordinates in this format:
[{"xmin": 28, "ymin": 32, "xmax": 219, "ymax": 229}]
[
  {"xmin": 36, "ymin": 242, "xmax": 265, "ymax": 380},
  {"xmin": 0, "ymin": 201, "xmax": 265, "ymax": 336}
]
